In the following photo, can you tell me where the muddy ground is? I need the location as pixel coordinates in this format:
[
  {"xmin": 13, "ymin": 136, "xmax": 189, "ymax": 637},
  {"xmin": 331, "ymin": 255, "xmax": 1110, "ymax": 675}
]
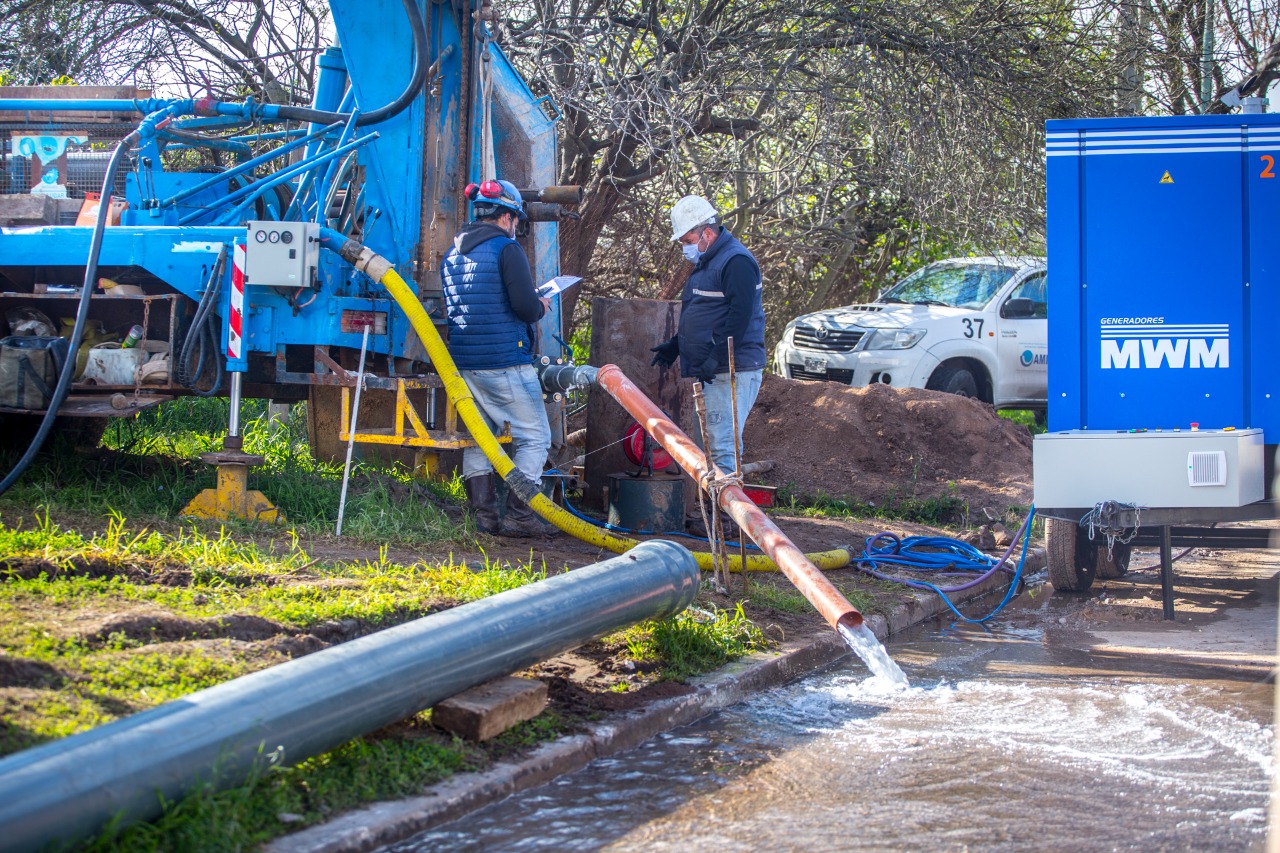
[
  {"xmin": 2, "ymin": 378, "xmax": 1040, "ymax": 726},
  {"xmin": 744, "ymin": 374, "xmax": 1033, "ymax": 512}
]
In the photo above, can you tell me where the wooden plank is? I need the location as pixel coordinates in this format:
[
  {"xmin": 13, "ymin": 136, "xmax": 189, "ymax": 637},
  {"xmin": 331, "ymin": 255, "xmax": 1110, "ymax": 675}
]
[
  {"xmin": 0, "ymin": 393, "xmax": 171, "ymax": 417},
  {"xmin": 432, "ymin": 677, "xmax": 548, "ymax": 742}
]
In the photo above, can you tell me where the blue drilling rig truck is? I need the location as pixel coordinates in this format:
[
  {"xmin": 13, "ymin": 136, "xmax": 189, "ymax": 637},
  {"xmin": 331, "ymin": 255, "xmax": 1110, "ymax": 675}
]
[
  {"xmin": 0, "ymin": 0, "xmax": 579, "ymax": 507},
  {"xmin": 1035, "ymin": 98, "xmax": 1279, "ymax": 613}
]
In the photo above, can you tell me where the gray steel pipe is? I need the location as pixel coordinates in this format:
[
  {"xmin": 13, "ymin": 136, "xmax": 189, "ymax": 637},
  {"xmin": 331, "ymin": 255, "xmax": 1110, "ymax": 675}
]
[
  {"xmin": 518, "ymin": 185, "xmax": 584, "ymax": 205},
  {"xmin": 539, "ymin": 363, "xmax": 599, "ymax": 393},
  {"xmin": 0, "ymin": 540, "xmax": 699, "ymax": 852},
  {"xmin": 523, "ymin": 201, "xmax": 565, "ymax": 222}
]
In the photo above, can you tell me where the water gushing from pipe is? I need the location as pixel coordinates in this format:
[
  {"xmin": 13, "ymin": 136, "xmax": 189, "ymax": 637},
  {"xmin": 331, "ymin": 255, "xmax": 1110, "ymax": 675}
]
[{"xmin": 837, "ymin": 622, "xmax": 910, "ymax": 687}]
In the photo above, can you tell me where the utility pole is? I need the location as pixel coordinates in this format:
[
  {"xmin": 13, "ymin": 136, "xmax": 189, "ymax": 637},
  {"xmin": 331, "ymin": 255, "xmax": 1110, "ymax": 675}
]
[
  {"xmin": 1199, "ymin": 0, "xmax": 1215, "ymax": 113},
  {"xmin": 1117, "ymin": 0, "xmax": 1144, "ymax": 115}
]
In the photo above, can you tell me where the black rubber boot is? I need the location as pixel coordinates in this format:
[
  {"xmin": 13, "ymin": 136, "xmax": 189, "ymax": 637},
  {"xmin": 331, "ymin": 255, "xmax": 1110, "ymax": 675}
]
[
  {"xmin": 500, "ymin": 490, "xmax": 556, "ymax": 538},
  {"xmin": 463, "ymin": 473, "xmax": 500, "ymax": 535}
]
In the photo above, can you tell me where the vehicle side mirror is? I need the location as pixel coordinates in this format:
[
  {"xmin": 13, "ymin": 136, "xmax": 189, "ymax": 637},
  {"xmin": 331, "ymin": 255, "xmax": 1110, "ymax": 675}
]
[{"xmin": 1002, "ymin": 297, "xmax": 1035, "ymax": 319}]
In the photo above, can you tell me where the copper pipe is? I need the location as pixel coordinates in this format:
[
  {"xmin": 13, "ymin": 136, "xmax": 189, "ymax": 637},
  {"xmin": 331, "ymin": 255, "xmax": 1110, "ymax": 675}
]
[{"xmin": 594, "ymin": 364, "xmax": 864, "ymax": 631}]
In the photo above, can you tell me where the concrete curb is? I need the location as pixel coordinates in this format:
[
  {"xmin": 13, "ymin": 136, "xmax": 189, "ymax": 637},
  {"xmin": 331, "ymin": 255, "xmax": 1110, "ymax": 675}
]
[{"xmin": 266, "ymin": 549, "xmax": 1042, "ymax": 853}]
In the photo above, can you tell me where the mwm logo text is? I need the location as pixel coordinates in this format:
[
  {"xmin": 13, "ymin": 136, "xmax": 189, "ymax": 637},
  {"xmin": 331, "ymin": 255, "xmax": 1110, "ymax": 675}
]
[{"xmin": 1100, "ymin": 322, "xmax": 1229, "ymax": 369}]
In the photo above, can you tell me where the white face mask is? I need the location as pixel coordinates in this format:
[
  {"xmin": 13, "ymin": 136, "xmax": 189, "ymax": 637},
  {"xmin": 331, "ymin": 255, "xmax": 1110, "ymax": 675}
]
[{"xmin": 681, "ymin": 242, "xmax": 702, "ymax": 263}]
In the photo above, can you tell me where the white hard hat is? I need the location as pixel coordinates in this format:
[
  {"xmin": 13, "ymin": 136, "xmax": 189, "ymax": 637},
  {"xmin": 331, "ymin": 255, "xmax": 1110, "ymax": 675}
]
[{"xmin": 670, "ymin": 195, "xmax": 718, "ymax": 241}]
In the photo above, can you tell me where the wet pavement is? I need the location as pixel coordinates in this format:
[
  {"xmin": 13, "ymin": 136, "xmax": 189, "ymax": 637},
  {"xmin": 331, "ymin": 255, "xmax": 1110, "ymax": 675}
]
[{"xmin": 386, "ymin": 547, "xmax": 1276, "ymax": 852}]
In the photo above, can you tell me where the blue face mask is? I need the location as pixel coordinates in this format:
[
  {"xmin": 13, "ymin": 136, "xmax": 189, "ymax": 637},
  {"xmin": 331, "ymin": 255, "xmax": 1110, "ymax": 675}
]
[{"xmin": 682, "ymin": 242, "xmax": 703, "ymax": 263}]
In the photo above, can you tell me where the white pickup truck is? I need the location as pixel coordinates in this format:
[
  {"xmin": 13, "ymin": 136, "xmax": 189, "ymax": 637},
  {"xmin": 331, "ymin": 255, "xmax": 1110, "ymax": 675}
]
[{"xmin": 773, "ymin": 256, "xmax": 1048, "ymax": 414}]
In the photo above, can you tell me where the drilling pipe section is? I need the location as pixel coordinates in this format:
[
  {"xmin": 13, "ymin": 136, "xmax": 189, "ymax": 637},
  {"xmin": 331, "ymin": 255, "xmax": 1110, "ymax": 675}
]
[{"xmin": 0, "ymin": 541, "xmax": 700, "ymax": 852}]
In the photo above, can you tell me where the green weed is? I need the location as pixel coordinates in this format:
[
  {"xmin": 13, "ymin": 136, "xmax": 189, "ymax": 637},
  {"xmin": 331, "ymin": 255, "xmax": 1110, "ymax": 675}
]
[
  {"xmin": 85, "ymin": 734, "xmax": 470, "ymax": 853},
  {"xmin": 999, "ymin": 408, "xmax": 1047, "ymax": 435},
  {"xmin": 746, "ymin": 584, "xmax": 810, "ymax": 614},
  {"xmin": 2, "ymin": 398, "xmax": 472, "ymax": 547},
  {"xmin": 621, "ymin": 602, "xmax": 768, "ymax": 681},
  {"xmin": 775, "ymin": 485, "xmax": 968, "ymax": 527}
]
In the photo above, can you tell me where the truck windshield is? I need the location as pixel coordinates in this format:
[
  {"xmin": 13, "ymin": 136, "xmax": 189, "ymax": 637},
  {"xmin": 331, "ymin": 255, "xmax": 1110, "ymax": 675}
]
[{"xmin": 880, "ymin": 263, "xmax": 1016, "ymax": 310}]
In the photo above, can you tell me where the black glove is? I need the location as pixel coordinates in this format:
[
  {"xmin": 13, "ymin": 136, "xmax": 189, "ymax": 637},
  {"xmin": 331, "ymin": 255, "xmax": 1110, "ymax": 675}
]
[
  {"xmin": 649, "ymin": 337, "xmax": 679, "ymax": 368},
  {"xmin": 695, "ymin": 357, "xmax": 719, "ymax": 384}
]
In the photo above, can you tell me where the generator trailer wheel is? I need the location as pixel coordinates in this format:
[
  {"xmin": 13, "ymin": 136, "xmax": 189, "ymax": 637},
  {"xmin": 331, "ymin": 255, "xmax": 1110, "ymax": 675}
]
[{"xmin": 1045, "ymin": 517, "xmax": 1095, "ymax": 592}]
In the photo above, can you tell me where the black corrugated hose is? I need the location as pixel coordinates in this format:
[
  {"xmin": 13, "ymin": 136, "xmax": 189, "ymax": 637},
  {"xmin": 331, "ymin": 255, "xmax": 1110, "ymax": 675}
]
[{"xmin": 176, "ymin": 247, "xmax": 227, "ymax": 396}]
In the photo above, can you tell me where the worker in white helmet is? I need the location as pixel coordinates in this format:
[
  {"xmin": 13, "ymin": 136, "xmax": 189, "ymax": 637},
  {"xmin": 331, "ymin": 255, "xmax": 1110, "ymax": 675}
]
[{"xmin": 650, "ymin": 194, "xmax": 766, "ymax": 482}]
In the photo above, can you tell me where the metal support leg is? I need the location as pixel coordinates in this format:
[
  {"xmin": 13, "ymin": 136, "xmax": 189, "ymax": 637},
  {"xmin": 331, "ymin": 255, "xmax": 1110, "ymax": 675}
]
[
  {"xmin": 1160, "ymin": 525, "xmax": 1175, "ymax": 620},
  {"xmin": 413, "ymin": 449, "xmax": 442, "ymax": 481},
  {"xmin": 228, "ymin": 371, "xmax": 243, "ymax": 439},
  {"xmin": 180, "ymin": 450, "xmax": 284, "ymax": 525}
]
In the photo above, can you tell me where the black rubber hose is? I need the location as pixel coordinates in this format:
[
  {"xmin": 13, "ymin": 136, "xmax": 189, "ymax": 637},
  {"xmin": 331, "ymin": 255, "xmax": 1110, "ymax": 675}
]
[
  {"xmin": 272, "ymin": 0, "xmax": 429, "ymax": 128},
  {"xmin": 177, "ymin": 248, "xmax": 226, "ymax": 396},
  {"xmin": 0, "ymin": 131, "xmax": 139, "ymax": 497}
]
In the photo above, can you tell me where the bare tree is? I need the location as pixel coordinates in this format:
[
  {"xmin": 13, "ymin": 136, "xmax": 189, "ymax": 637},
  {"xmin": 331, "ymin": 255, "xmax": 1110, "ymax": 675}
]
[
  {"xmin": 1109, "ymin": 0, "xmax": 1279, "ymax": 115},
  {"xmin": 13, "ymin": 0, "xmax": 1263, "ymax": 343},
  {"xmin": 500, "ymin": 0, "xmax": 1118, "ymax": 331},
  {"xmin": 0, "ymin": 0, "xmax": 328, "ymax": 103}
]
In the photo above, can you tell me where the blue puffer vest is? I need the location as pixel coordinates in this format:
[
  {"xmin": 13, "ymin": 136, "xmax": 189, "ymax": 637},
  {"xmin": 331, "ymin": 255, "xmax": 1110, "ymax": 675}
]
[
  {"xmin": 677, "ymin": 229, "xmax": 766, "ymax": 377},
  {"xmin": 441, "ymin": 234, "xmax": 533, "ymax": 370}
]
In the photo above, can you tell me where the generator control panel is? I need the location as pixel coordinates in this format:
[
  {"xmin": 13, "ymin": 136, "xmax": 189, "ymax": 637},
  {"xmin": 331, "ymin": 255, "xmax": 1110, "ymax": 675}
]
[{"xmin": 243, "ymin": 221, "xmax": 320, "ymax": 288}]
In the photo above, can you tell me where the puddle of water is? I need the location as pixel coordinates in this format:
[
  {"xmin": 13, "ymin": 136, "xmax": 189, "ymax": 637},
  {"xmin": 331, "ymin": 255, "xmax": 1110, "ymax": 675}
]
[{"xmin": 387, "ymin": 614, "xmax": 1272, "ymax": 853}]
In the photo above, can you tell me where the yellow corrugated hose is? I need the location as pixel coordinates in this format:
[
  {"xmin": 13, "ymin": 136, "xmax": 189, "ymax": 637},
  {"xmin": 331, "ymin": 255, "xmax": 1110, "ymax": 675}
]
[{"xmin": 340, "ymin": 239, "xmax": 849, "ymax": 572}]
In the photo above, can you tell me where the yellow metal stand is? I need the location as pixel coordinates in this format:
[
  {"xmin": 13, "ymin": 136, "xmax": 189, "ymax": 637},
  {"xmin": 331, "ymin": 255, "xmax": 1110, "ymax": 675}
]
[
  {"xmin": 180, "ymin": 450, "xmax": 285, "ymax": 524},
  {"xmin": 340, "ymin": 379, "xmax": 509, "ymax": 481}
]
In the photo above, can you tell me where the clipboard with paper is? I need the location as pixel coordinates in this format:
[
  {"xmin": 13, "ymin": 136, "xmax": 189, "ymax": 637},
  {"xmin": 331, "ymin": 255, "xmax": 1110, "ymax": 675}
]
[{"xmin": 538, "ymin": 275, "xmax": 582, "ymax": 298}]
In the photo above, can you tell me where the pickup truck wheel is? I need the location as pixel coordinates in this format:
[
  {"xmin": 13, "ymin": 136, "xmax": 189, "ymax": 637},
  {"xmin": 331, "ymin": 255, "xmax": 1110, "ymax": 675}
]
[
  {"xmin": 1046, "ymin": 517, "xmax": 1095, "ymax": 592},
  {"xmin": 928, "ymin": 364, "xmax": 979, "ymax": 398}
]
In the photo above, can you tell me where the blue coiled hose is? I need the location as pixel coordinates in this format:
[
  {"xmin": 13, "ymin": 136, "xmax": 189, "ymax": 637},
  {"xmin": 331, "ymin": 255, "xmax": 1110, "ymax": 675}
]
[{"xmin": 856, "ymin": 507, "xmax": 1037, "ymax": 624}]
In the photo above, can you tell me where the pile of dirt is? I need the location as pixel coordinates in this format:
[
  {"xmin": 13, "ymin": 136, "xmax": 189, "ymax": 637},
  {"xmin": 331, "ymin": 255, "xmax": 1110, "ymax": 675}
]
[{"xmin": 743, "ymin": 376, "xmax": 1033, "ymax": 515}]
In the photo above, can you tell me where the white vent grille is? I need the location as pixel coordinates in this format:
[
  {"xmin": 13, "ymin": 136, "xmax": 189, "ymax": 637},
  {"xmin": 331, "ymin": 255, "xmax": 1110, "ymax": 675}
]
[{"xmin": 1187, "ymin": 451, "xmax": 1228, "ymax": 487}]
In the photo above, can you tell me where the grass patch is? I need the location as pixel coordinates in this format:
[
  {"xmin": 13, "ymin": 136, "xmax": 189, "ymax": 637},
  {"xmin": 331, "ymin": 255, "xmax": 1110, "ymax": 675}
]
[
  {"xmin": 0, "ymin": 398, "xmax": 468, "ymax": 548},
  {"xmin": 746, "ymin": 583, "xmax": 810, "ymax": 614},
  {"xmin": 999, "ymin": 408, "xmax": 1047, "ymax": 435},
  {"xmin": 0, "ymin": 514, "xmax": 553, "ymax": 751},
  {"xmin": 616, "ymin": 602, "xmax": 768, "ymax": 681},
  {"xmin": 775, "ymin": 485, "xmax": 969, "ymax": 527},
  {"xmin": 85, "ymin": 729, "xmax": 471, "ymax": 853},
  {"xmin": 834, "ymin": 581, "xmax": 891, "ymax": 617},
  {"xmin": 0, "ymin": 512, "xmax": 574, "ymax": 850}
]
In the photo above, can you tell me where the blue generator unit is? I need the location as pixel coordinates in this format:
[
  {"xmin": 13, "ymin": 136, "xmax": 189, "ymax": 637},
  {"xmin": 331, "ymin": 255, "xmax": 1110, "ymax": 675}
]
[{"xmin": 1035, "ymin": 109, "xmax": 1279, "ymax": 603}]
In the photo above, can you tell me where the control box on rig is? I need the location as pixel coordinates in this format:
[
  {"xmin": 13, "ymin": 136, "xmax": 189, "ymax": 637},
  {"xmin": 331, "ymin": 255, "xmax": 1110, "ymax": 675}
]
[
  {"xmin": 1036, "ymin": 112, "xmax": 1280, "ymax": 515},
  {"xmin": 244, "ymin": 221, "xmax": 320, "ymax": 288}
]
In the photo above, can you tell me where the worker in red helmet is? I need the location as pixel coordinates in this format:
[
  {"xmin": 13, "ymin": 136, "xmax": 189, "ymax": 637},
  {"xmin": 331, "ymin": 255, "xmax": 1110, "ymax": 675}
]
[
  {"xmin": 442, "ymin": 178, "xmax": 555, "ymax": 538},
  {"xmin": 650, "ymin": 195, "xmax": 766, "ymax": 481}
]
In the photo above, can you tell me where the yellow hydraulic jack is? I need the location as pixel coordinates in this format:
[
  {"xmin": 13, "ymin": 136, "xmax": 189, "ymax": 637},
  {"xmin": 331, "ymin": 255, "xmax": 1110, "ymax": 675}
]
[{"xmin": 180, "ymin": 374, "xmax": 284, "ymax": 524}]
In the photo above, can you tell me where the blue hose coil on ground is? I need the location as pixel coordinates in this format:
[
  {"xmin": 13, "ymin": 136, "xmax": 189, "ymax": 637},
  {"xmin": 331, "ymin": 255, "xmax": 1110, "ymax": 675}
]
[{"xmin": 856, "ymin": 507, "xmax": 1036, "ymax": 624}]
